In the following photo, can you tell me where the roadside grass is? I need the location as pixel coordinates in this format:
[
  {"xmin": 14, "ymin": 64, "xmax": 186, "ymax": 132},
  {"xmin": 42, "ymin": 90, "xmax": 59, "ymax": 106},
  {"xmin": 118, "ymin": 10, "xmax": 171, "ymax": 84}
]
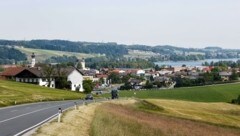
[
  {"xmin": 104, "ymin": 83, "xmax": 240, "ymax": 102},
  {"xmin": 16, "ymin": 46, "xmax": 103, "ymax": 62},
  {"xmin": 145, "ymin": 99, "xmax": 240, "ymax": 128},
  {"xmin": 90, "ymin": 100, "xmax": 240, "ymax": 136},
  {"xmin": 33, "ymin": 103, "xmax": 98, "ymax": 136},
  {"xmin": 0, "ymin": 80, "xmax": 84, "ymax": 107}
]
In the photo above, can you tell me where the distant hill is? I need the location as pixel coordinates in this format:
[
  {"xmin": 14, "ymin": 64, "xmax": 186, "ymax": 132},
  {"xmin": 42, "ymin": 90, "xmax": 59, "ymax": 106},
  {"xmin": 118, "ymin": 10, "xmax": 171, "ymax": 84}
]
[
  {"xmin": 0, "ymin": 39, "xmax": 239, "ymax": 64},
  {"xmin": 204, "ymin": 46, "xmax": 222, "ymax": 50}
]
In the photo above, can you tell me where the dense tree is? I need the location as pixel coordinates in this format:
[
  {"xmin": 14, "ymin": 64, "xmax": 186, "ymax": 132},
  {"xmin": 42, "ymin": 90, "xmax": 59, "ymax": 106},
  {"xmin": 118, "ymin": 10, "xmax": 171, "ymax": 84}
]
[
  {"xmin": 145, "ymin": 80, "xmax": 153, "ymax": 89},
  {"xmin": 83, "ymin": 80, "xmax": 94, "ymax": 94},
  {"xmin": 86, "ymin": 57, "xmax": 154, "ymax": 69},
  {"xmin": 230, "ymin": 70, "xmax": 239, "ymax": 81},
  {"xmin": 108, "ymin": 73, "xmax": 121, "ymax": 84}
]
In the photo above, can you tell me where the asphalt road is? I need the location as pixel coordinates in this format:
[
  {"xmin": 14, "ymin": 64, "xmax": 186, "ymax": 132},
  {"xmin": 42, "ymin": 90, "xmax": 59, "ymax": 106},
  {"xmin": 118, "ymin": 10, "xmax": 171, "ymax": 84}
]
[{"xmin": 0, "ymin": 100, "xmax": 86, "ymax": 136}]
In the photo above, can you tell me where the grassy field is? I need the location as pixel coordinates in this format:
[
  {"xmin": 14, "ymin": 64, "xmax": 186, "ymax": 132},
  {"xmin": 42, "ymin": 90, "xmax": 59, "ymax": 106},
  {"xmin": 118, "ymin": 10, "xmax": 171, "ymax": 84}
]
[
  {"xmin": 124, "ymin": 49, "xmax": 160, "ymax": 59},
  {"xmin": 90, "ymin": 100, "xmax": 240, "ymax": 136},
  {"xmin": 146, "ymin": 99, "xmax": 240, "ymax": 128},
  {"xmin": 16, "ymin": 46, "xmax": 104, "ymax": 62},
  {"xmin": 0, "ymin": 80, "xmax": 84, "ymax": 107},
  {"xmin": 105, "ymin": 83, "xmax": 240, "ymax": 102}
]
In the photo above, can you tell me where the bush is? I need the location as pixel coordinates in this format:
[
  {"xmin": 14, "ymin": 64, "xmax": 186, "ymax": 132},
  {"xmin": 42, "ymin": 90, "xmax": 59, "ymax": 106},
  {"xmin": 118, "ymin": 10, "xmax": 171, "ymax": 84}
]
[
  {"xmin": 83, "ymin": 80, "xmax": 94, "ymax": 94},
  {"xmin": 231, "ymin": 95, "xmax": 240, "ymax": 104}
]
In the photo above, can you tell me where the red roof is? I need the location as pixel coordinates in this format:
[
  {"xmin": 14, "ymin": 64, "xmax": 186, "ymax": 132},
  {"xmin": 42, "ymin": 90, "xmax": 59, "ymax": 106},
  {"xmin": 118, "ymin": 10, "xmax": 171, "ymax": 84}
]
[
  {"xmin": 96, "ymin": 74, "xmax": 108, "ymax": 78},
  {"xmin": 0, "ymin": 67, "xmax": 25, "ymax": 76}
]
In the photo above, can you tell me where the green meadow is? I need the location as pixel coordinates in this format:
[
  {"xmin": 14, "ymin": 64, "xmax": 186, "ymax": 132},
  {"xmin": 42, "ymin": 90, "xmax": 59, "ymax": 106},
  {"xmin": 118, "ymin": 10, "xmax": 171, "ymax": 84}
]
[
  {"xmin": 16, "ymin": 46, "xmax": 103, "ymax": 62},
  {"xmin": 0, "ymin": 80, "xmax": 84, "ymax": 107},
  {"xmin": 110, "ymin": 83, "xmax": 240, "ymax": 102}
]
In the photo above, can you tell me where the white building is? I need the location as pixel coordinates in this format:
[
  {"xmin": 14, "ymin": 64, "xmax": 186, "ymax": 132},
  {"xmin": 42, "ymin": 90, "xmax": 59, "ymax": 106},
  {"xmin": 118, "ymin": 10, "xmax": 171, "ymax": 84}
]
[
  {"xmin": 15, "ymin": 67, "xmax": 84, "ymax": 92},
  {"xmin": 67, "ymin": 68, "xmax": 84, "ymax": 92}
]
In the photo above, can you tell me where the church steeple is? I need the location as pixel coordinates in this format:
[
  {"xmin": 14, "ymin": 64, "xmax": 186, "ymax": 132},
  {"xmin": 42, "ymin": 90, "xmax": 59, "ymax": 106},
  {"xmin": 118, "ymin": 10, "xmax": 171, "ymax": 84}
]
[{"xmin": 31, "ymin": 53, "xmax": 36, "ymax": 67}]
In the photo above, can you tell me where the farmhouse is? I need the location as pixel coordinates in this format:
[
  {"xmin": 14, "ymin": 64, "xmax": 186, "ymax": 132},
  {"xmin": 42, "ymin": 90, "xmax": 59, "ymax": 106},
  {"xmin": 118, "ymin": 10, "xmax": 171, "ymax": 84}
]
[
  {"xmin": 13, "ymin": 67, "xmax": 84, "ymax": 92},
  {"xmin": 0, "ymin": 67, "xmax": 25, "ymax": 80}
]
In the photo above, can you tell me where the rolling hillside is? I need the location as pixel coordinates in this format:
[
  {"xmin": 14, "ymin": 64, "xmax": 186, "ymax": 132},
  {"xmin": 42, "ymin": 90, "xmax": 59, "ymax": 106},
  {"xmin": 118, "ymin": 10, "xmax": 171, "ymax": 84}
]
[
  {"xmin": 0, "ymin": 80, "xmax": 84, "ymax": 107},
  {"xmin": 15, "ymin": 46, "xmax": 104, "ymax": 62}
]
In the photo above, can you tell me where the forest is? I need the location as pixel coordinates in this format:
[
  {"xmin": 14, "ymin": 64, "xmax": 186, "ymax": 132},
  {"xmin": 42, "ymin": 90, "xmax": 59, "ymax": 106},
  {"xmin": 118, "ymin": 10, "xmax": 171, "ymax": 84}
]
[{"xmin": 0, "ymin": 46, "xmax": 27, "ymax": 64}]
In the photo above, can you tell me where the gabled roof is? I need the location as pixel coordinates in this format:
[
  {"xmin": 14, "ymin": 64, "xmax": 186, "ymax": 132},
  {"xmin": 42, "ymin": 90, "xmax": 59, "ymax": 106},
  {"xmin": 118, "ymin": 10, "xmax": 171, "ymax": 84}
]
[
  {"xmin": 14, "ymin": 67, "xmax": 83, "ymax": 78},
  {"xmin": 0, "ymin": 67, "xmax": 25, "ymax": 76}
]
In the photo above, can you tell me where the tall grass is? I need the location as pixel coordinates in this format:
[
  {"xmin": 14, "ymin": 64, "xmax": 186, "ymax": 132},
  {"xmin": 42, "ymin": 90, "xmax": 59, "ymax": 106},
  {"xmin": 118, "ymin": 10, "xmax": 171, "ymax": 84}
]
[
  {"xmin": 90, "ymin": 103, "xmax": 163, "ymax": 136},
  {"xmin": 90, "ymin": 101, "xmax": 240, "ymax": 136}
]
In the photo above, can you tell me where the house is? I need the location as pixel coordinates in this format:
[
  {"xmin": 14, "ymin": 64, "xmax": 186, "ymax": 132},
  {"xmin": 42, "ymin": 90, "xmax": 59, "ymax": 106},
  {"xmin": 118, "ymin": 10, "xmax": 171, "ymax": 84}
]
[
  {"xmin": 0, "ymin": 67, "xmax": 25, "ymax": 80},
  {"xmin": 96, "ymin": 74, "xmax": 108, "ymax": 85},
  {"xmin": 128, "ymin": 78, "xmax": 143, "ymax": 90},
  {"xmin": 219, "ymin": 71, "xmax": 232, "ymax": 81},
  {"xmin": 12, "ymin": 67, "xmax": 84, "ymax": 92},
  {"xmin": 15, "ymin": 67, "xmax": 56, "ymax": 88},
  {"xmin": 80, "ymin": 69, "xmax": 100, "ymax": 82},
  {"xmin": 65, "ymin": 67, "xmax": 84, "ymax": 91}
]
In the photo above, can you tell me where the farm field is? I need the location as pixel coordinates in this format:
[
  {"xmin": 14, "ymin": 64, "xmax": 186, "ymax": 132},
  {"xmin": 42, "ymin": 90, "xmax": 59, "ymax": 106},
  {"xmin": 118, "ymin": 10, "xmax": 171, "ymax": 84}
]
[
  {"xmin": 15, "ymin": 46, "xmax": 103, "ymax": 62},
  {"xmin": 146, "ymin": 99, "xmax": 240, "ymax": 128},
  {"xmin": 107, "ymin": 83, "xmax": 240, "ymax": 102},
  {"xmin": 0, "ymin": 80, "xmax": 84, "ymax": 107}
]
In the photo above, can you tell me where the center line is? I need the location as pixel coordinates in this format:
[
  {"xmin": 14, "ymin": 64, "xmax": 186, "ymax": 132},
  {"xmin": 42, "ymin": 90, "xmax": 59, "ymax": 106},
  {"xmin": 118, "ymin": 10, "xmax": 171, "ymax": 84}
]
[{"xmin": 0, "ymin": 103, "xmax": 71, "ymax": 124}]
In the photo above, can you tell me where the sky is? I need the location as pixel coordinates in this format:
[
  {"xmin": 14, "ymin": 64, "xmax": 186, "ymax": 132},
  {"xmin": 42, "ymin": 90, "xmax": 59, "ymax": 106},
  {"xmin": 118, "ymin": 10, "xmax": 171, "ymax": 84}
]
[{"xmin": 0, "ymin": 0, "xmax": 240, "ymax": 49}]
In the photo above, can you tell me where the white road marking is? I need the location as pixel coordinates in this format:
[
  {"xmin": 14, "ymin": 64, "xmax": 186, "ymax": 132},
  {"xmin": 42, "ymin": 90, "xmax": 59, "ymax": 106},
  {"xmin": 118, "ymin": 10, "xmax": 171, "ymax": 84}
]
[
  {"xmin": 0, "ymin": 103, "xmax": 70, "ymax": 124},
  {"xmin": 14, "ymin": 105, "xmax": 75, "ymax": 136}
]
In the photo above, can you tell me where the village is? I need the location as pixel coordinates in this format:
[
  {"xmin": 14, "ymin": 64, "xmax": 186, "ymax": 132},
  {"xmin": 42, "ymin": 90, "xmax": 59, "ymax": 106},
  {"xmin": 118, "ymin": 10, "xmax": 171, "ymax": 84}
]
[{"xmin": 0, "ymin": 53, "xmax": 239, "ymax": 93}]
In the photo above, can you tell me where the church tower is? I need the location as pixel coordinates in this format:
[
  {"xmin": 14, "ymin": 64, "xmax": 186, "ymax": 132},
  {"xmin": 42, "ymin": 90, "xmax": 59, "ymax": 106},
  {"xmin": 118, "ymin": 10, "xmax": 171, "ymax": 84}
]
[
  {"xmin": 31, "ymin": 53, "xmax": 36, "ymax": 67},
  {"xmin": 81, "ymin": 58, "xmax": 86, "ymax": 70}
]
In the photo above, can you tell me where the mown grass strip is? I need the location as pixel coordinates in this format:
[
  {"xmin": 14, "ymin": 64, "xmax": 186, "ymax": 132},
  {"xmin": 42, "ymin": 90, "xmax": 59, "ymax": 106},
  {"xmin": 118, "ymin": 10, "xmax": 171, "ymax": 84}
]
[{"xmin": 0, "ymin": 80, "xmax": 84, "ymax": 107}]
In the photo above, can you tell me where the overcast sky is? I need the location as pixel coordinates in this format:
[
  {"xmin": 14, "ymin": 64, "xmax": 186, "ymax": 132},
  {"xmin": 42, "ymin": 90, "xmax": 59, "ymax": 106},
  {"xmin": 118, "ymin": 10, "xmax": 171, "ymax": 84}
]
[{"xmin": 0, "ymin": 0, "xmax": 240, "ymax": 49}]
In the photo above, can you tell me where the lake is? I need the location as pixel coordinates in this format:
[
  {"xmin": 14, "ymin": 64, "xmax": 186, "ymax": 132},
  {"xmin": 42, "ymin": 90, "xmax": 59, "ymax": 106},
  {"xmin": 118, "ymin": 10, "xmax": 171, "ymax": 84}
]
[{"xmin": 155, "ymin": 58, "xmax": 240, "ymax": 67}]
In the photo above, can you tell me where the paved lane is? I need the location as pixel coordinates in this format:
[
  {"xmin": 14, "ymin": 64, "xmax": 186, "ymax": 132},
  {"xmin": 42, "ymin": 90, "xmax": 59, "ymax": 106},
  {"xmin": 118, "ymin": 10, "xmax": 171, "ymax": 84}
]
[{"xmin": 0, "ymin": 100, "xmax": 85, "ymax": 136}]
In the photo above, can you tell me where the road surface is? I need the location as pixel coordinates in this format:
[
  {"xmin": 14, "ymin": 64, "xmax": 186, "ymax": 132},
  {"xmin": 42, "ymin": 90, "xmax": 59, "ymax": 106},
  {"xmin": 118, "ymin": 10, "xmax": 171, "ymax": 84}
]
[{"xmin": 0, "ymin": 100, "xmax": 86, "ymax": 136}]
